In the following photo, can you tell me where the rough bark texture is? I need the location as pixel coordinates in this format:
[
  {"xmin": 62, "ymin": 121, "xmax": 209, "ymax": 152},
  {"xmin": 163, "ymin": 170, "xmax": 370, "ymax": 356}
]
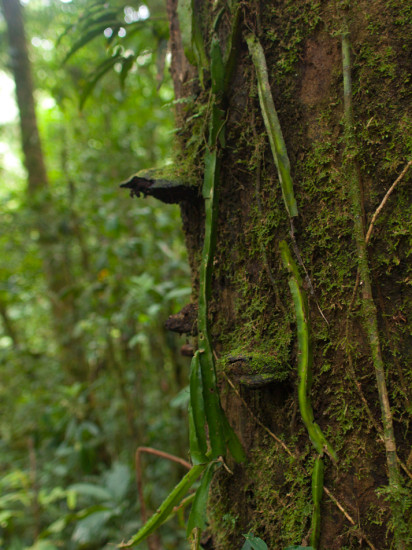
[{"xmin": 165, "ymin": 1, "xmax": 411, "ymax": 548}]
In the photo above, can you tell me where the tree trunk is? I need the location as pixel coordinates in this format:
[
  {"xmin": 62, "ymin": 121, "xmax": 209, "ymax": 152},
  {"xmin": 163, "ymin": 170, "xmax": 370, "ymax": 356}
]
[
  {"xmin": 2, "ymin": 0, "xmax": 87, "ymax": 380},
  {"xmin": 166, "ymin": 1, "xmax": 411, "ymax": 548},
  {"xmin": 1, "ymin": 0, "xmax": 48, "ymax": 193}
]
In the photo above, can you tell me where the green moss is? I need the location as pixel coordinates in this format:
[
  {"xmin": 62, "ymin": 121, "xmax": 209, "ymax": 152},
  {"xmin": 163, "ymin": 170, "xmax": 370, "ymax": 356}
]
[
  {"xmin": 265, "ymin": 0, "xmax": 322, "ymax": 77},
  {"xmin": 173, "ymin": 0, "xmax": 412, "ymax": 546},
  {"xmin": 221, "ymin": 348, "xmax": 291, "ymax": 382},
  {"xmin": 245, "ymin": 436, "xmax": 312, "ymax": 547},
  {"xmin": 208, "ymin": 492, "xmax": 240, "ymax": 548}
]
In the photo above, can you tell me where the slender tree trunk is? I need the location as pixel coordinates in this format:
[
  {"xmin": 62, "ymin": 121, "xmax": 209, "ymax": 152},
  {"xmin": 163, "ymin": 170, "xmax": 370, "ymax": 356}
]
[
  {"xmin": 165, "ymin": 1, "xmax": 411, "ymax": 548},
  {"xmin": 0, "ymin": 299, "xmax": 20, "ymax": 347},
  {"xmin": 2, "ymin": 0, "xmax": 47, "ymax": 193},
  {"xmin": 2, "ymin": 0, "xmax": 87, "ymax": 380}
]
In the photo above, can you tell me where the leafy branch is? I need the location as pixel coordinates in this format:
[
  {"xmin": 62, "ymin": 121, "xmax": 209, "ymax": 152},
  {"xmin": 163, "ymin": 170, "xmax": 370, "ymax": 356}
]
[
  {"xmin": 59, "ymin": 2, "xmax": 169, "ymax": 107},
  {"xmin": 119, "ymin": 464, "xmax": 206, "ymax": 548}
]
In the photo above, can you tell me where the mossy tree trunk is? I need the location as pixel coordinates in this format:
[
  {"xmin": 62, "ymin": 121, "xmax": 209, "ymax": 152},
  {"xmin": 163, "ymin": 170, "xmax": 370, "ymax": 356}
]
[{"xmin": 165, "ymin": 1, "xmax": 410, "ymax": 548}]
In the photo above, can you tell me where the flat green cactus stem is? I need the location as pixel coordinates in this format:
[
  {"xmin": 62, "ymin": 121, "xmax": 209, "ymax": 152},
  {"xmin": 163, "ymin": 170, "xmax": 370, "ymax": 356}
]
[
  {"xmin": 280, "ymin": 240, "xmax": 336, "ymax": 550},
  {"xmin": 279, "ymin": 240, "xmax": 337, "ymax": 462},
  {"xmin": 119, "ymin": 463, "xmax": 206, "ymax": 548},
  {"xmin": 247, "ymin": 34, "xmax": 298, "ymax": 219},
  {"xmin": 310, "ymin": 456, "xmax": 324, "ymax": 549}
]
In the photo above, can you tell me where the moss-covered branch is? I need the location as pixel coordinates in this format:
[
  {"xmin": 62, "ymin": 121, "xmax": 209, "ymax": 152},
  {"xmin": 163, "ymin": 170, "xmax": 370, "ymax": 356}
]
[{"xmin": 341, "ymin": 30, "xmax": 405, "ymax": 550}]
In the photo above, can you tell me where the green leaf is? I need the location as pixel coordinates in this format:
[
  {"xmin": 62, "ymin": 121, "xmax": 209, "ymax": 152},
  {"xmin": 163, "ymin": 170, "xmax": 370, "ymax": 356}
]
[
  {"xmin": 165, "ymin": 286, "xmax": 192, "ymax": 300},
  {"xmin": 57, "ymin": 7, "xmax": 120, "ymax": 46},
  {"xmin": 86, "ymin": 10, "xmax": 122, "ymax": 27},
  {"xmin": 188, "ymin": 403, "xmax": 208, "ymax": 464},
  {"xmin": 120, "ymin": 464, "xmax": 206, "ymax": 547},
  {"xmin": 120, "ymin": 54, "xmax": 135, "ymax": 90},
  {"xmin": 156, "ymin": 38, "xmax": 168, "ymax": 89},
  {"xmin": 242, "ymin": 533, "xmax": 268, "ymax": 550},
  {"xmin": 191, "ymin": 2, "xmax": 208, "ymax": 72},
  {"xmin": 177, "ymin": 0, "xmax": 196, "ymax": 64},
  {"xmin": 223, "ymin": 4, "xmax": 242, "ymax": 92},
  {"xmin": 62, "ymin": 23, "xmax": 121, "ymax": 64},
  {"xmin": 210, "ymin": 36, "xmax": 224, "ymax": 94},
  {"xmin": 246, "ymin": 34, "xmax": 298, "ymax": 218},
  {"xmin": 198, "ymin": 350, "xmax": 226, "ymax": 459},
  {"xmin": 79, "ymin": 54, "xmax": 123, "ymax": 109},
  {"xmin": 208, "ymin": 104, "xmax": 226, "ymax": 148},
  {"xmin": 0, "ymin": 510, "xmax": 13, "ymax": 526},
  {"xmin": 177, "ymin": 0, "xmax": 208, "ymax": 74},
  {"xmin": 202, "ymin": 149, "xmax": 217, "ymax": 199},
  {"xmin": 68, "ymin": 483, "xmax": 112, "ymax": 502},
  {"xmin": 189, "ymin": 352, "xmax": 208, "ymax": 462},
  {"xmin": 40, "ymin": 506, "xmax": 109, "ymax": 538},
  {"xmin": 27, "ymin": 542, "xmax": 59, "ymax": 550},
  {"xmin": 104, "ymin": 462, "xmax": 130, "ymax": 502},
  {"xmin": 222, "ymin": 412, "xmax": 246, "ymax": 463},
  {"xmin": 186, "ymin": 461, "xmax": 218, "ymax": 535},
  {"xmin": 170, "ymin": 385, "xmax": 190, "ymax": 409},
  {"xmin": 71, "ymin": 510, "xmax": 113, "ymax": 544},
  {"xmin": 122, "ymin": 20, "xmax": 158, "ymax": 41}
]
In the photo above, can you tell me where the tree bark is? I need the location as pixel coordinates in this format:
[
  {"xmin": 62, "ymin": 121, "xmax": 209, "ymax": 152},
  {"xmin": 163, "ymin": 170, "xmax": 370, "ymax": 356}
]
[{"xmin": 166, "ymin": 1, "xmax": 411, "ymax": 548}]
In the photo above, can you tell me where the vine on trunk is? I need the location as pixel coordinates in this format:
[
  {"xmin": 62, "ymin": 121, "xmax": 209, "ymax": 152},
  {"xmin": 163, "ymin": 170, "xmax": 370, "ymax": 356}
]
[
  {"xmin": 248, "ymin": 32, "xmax": 336, "ymax": 548},
  {"xmin": 119, "ymin": 5, "xmax": 244, "ymax": 547},
  {"xmin": 280, "ymin": 240, "xmax": 336, "ymax": 550},
  {"xmin": 341, "ymin": 28, "xmax": 406, "ymax": 550}
]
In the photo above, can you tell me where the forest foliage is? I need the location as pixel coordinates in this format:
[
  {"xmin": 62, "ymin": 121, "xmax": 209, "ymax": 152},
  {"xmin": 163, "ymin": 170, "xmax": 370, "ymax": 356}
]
[{"xmin": 0, "ymin": 0, "xmax": 193, "ymax": 548}]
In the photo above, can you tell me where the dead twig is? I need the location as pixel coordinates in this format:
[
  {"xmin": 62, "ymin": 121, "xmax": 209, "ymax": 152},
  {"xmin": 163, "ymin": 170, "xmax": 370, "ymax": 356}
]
[
  {"xmin": 323, "ymin": 487, "xmax": 377, "ymax": 550},
  {"xmin": 224, "ymin": 373, "xmax": 378, "ymax": 550},
  {"xmin": 346, "ymin": 160, "xmax": 411, "ymax": 312},
  {"xmin": 135, "ymin": 447, "xmax": 191, "ymax": 550},
  {"xmin": 365, "ymin": 160, "xmax": 411, "ymax": 246}
]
